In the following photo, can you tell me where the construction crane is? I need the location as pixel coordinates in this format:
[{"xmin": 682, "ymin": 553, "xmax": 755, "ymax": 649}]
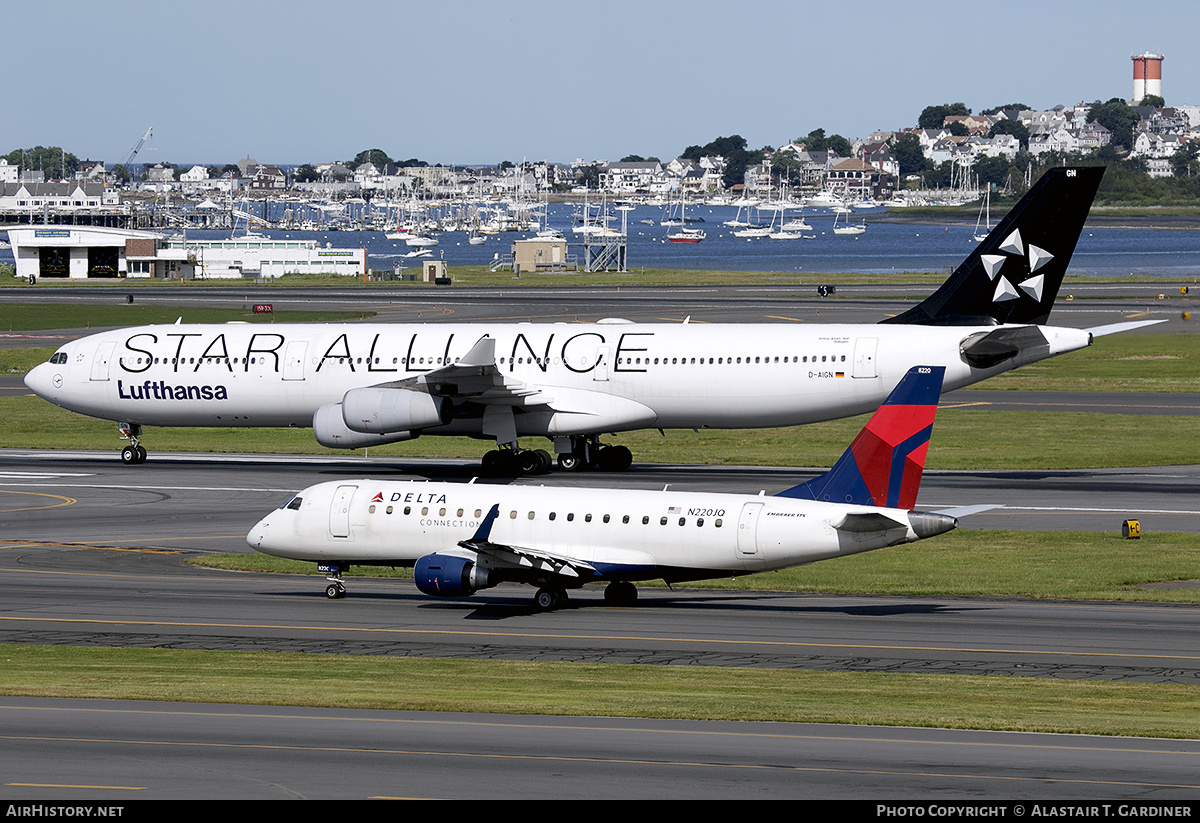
[{"xmin": 121, "ymin": 126, "xmax": 153, "ymax": 175}]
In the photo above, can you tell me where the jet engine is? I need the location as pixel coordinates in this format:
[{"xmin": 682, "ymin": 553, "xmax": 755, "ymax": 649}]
[
  {"xmin": 312, "ymin": 402, "xmax": 419, "ymax": 449},
  {"xmin": 342, "ymin": 387, "xmax": 450, "ymax": 434},
  {"xmin": 414, "ymin": 553, "xmax": 491, "ymax": 597}
]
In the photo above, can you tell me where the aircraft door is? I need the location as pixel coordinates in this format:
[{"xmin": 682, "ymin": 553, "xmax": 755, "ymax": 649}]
[
  {"xmin": 283, "ymin": 341, "xmax": 308, "ymax": 381},
  {"xmin": 736, "ymin": 502, "xmax": 763, "ymax": 557},
  {"xmin": 853, "ymin": 337, "xmax": 878, "ymax": 379},
  {"xmin": 90, "ymin": 340, "xmax": 116, "ymax": 381},
  {"xmin": 593, "ymin": 345, "xmax": 610, "ymax": 382},
  {"xmin": 328, "ymin": 484, "xmax": 357, "ymax": 538}
]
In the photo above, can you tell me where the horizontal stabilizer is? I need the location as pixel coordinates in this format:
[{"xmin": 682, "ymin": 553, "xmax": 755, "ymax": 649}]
[
  {"xmin": 932, "ymin": 504, "xmax": 1001, "ymax": 518},
  {"xmin": 1086, "ymin": 319, "xmax": 1168, "ymax": 337}
]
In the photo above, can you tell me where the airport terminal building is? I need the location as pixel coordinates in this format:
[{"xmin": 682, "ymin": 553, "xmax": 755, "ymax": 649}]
[{"xmin": 6, "ymin": 225, "xmax": 367, "ymax": 281}]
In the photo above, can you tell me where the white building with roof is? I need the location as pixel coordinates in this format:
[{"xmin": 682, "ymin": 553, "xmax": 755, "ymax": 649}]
[{"xmin": 6, "ymin": 225, "xmax": 367, "ymax": 281}]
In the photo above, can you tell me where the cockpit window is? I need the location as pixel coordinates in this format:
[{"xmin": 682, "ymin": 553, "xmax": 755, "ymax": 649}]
[
  {"xmin": 282, "ymin": 496, "xmax": 303, "ymax": 511},
  {"xmin": 49, "ymin": 352, "xmax": 68, "ymax": 364}
]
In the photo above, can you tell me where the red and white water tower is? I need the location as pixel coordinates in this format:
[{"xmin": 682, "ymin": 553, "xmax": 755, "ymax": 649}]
[{"xmin": 1131, "ymin": 53, "xmax": 1163, "ymax": 102}]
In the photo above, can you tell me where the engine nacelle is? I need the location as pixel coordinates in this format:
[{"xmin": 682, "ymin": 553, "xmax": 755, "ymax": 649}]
[
  {"xmin": 312, "ymin": 402, "xmax": 419, "ymax": 449},
  {"xmin": 414, "ymin": 553, "xmax": 491, "ymax": 597},
  {"xmin": 342, "ymin": 387, "xmax": 450, "ymax": 434}
]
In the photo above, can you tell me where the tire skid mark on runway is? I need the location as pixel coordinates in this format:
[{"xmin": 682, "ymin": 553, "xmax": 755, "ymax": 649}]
[
  {"xmin": 0, "ymin": 490, "xmax": 76, "ymax": 513},
  {"xmin": 1, "ymin": 541, "xmax": 189, "ymax": 554}
]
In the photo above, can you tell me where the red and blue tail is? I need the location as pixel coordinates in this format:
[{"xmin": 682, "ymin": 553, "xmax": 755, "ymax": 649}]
[{"xmin": 778, "ymin": 366, "xmax": 945, "ymax": 510}]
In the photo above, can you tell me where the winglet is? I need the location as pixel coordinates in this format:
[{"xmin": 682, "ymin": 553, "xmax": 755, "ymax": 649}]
[{"xmin": 777, "ymin": 366, "xmax": 945, "ymax": 509}]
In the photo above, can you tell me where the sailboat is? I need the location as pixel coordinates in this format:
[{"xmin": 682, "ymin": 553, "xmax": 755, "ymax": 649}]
[
  {"xmin": 666, "ymin": 195, "xmax": 705, "ymax": 243},
  {"xmin": 972, "ymin": 189, "xmax": 991, "ymax": 242},
  {"xmin": 832, "ymin": 206, "xmax": 866, "ymax": 236}
]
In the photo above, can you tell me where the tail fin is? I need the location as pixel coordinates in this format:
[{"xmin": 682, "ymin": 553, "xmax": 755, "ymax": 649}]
[
  {"xmin": 882, "ymin": 166, "xmax": 1104, "ymax": 326},
  {"xmin": 778, "ymin": 366, "xmax": 945, "ymax": 509}
]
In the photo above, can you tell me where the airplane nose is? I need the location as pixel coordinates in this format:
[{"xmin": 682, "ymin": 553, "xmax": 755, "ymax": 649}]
[
  {"xmin": 24, "ymin": 362, "xmax": 56, "ymax": 399},
  {"xmin": 247, "ymin": 514, "xmax": 274, "ymax": 550}
]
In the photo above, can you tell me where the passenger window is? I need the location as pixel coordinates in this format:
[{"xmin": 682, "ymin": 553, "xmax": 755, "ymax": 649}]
[
  {"xmin": 715, "ymin": 518, "xmax": 723, "ymax": 527},
  {"xmin": 549, "ymin": 512, "xmax": 557, "ymax": 521},
  {"xmin": 585, "ymin": 514, "xmax": 592, "ymax": 522},
  {"xmin": 642, "ymin": 516, "xmax": 649, "ymax": 525},
  {"xmin": 567, "ymin": 513, "xmax": 574, "ymax": 522},
  {"xmin": 660, "ymin": 517, "xmax": 668, "ymax": 525},
  {"xmin": 623, "ymin": 515, "xmax": 630, "ymax": 524},
  {"xmin": 369, "ymin": 505, "xmax": 376, "ymax": 514}
]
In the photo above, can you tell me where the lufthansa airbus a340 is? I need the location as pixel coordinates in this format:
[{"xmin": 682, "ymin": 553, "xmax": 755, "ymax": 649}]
[
  {"xmin": 248, "ymin": 366, "xmax": 982, "ymax": 609},
  {"xmin": 24, "ymin": 166, "xmax": 1154, "ymax": 474}
]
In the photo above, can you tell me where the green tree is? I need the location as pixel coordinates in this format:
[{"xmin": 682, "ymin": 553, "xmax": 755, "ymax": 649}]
[
  {"xmin": 619, "ymin": 154, "xmax": 645, "ymax": 163},
  {"xmin": 1088, "ymin": 98, "xmax": 1139, "ymax": 151},
  {"xmin": 891, "ymin": 133, "xmax": 926, "ymax": 176},
  {"xmin": 294, "ymin": 164, "xmax": 319, "ymax": 183},
  {"xmin": 989, "ymin": 119, "xmax": 1030, "ymax": 150},
  {"xmin": 1171, "ymin": 143, "xmax": 1199, "ymax": 177},
  {"xmin": 1139, "ymin": 94, "xmax": 1165, "ymax": 108},
  {"xmin": 918, "ymin": 103, "xmax": 970, "ymax": 130},
  {"xmin": 350, "ymin": 149, "xmax": 394, "ymax": 170},
  {"xmin": 5, "ymin": 146, "xmax": 79, "ymax": 179},
  {"xmin": 981, "ymin": 103, "xmax": 1031, "ymax": 115}
]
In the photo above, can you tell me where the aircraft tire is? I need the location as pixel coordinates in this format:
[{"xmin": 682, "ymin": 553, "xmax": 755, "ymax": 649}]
[
  {"xmin": 597, "ymin": 445, "xmax": 633, "ymax": 472},
  {"xmin": 121, "ymin": 446, "xmax": 139, "ymax": 465},
  {"xmin": 604, "ymin": 581, "xmax": 638, "ymax": 606}
]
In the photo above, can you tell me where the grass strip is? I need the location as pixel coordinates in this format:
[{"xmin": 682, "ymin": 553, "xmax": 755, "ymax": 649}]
[
  {"xmin": 0, "ymin": 644, "xmax": 1196, "ymax": 738},
  {"xmin": 2, "ymin": 394, "xmax": 1195, "ymax": 469}
]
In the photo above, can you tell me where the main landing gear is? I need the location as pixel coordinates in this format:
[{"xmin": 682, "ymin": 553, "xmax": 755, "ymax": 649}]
[
  {"xmin": 480, "ymin": 436, "xmax": 634, "ymax": 477},
  {"xmin": 532, "ymin": 581, "xmax": 638, "ymax": 610},
  {"xmin": 118, "ymin": 422, "xmax": 147, "ymax": 465}
]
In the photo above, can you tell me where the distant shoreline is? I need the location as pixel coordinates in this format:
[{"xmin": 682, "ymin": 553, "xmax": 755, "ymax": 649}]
[{"xmin": 874, "ymin": 211, "xmax": 1200, "ymax": 231}]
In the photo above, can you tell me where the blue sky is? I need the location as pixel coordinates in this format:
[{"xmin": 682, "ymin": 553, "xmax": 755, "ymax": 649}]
[{"xmin": 7, "ymin": 0, "xmax": 1197, "ymax": 167}]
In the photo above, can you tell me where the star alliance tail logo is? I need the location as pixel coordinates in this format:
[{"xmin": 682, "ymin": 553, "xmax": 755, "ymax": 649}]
[{"xmin": 981, "ymin": 228, "xmax": 1054, "ymax": 306}]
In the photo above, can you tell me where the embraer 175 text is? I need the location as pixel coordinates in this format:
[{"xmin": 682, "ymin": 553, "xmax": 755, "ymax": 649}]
[
  {"xmin": 24, "ymin": 167, "xmax": 1155, "ymax": 474},
  {"xmin": 248, "ymin": 366, "xmax": 983, "ymax": 609}
]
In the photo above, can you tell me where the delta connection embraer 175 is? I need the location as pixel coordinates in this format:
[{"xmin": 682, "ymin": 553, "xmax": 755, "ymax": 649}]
[
  {"xmin": 24, "ymin": 166, "xmax": 1152, "ymax": 474},
  {"xmin": 248, "ymin": 366, "xmax": 980, "ymax": 609}
]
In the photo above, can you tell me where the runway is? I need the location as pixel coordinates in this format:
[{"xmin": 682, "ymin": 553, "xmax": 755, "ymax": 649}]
[
  {"xmin": 3, "ymin": 697, "xmax": 1200, "ymax": 800},
  {"xmin": 3, "ymin": 450, "xmax": 1199, "ymax": 680}
]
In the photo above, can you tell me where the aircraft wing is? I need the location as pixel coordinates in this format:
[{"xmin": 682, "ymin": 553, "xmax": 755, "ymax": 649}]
[
  {"xmin": 373, "ymin": 337, "xmax": 554, "ymax": 407},
  {"xmin": 457, "ymin": 504, "xmax": 596, "ymax": 579}
]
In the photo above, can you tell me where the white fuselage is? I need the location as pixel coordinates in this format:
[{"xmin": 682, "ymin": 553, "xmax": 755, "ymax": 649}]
[
  {"xmin": 247, "ymin": 479, "xmax": 925, "ymax": 582},
  {"xmin": 24, "ymin": 321, "xmax": 1092, "ymax": 439}
]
